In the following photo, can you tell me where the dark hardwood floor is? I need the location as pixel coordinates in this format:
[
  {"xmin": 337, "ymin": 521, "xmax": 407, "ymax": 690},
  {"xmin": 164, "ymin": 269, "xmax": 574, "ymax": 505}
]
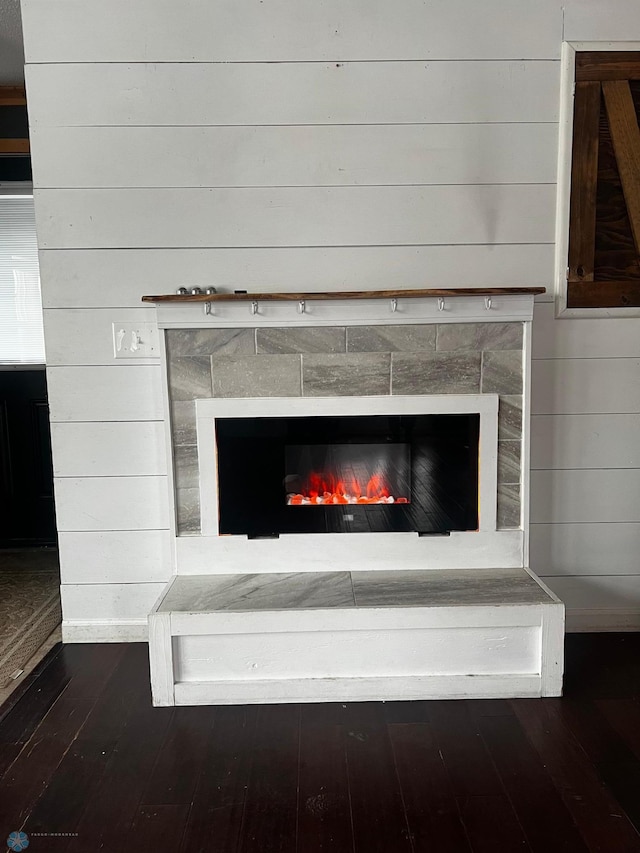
[{"xmin": 1, "ymin": 634, "xmax": 640, "ymax": 851}]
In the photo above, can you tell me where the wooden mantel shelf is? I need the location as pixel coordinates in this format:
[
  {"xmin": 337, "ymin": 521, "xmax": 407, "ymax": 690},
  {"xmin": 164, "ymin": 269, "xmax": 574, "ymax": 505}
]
[{"xmin": 142, "ymin": 287, "xmax": 545, "ymax": 304}]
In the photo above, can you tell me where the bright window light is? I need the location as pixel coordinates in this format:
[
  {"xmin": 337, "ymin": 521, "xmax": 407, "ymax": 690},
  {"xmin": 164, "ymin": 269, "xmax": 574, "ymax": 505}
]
[{"xmin": 0, "ymin": 195, "xmax": 45, "ymax": 364}]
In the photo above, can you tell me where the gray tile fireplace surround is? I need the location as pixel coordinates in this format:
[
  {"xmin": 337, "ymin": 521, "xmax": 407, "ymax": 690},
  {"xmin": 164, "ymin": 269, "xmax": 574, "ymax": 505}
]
[{"xmin": 166, "ymin": 322, "xmax": 524, "ymax": 535}]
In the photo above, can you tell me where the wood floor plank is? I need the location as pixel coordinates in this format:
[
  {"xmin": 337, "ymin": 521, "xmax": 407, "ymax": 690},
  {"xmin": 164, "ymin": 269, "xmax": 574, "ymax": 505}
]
[
  {"xmin": 424, "ymin": 700, "xmax": 504, "ymax": 797},
  {"xmin": 297, "ymin": 705, "xmax": 354, "ymax": 853},
  {"xmin": 0, "ymin": 647, "xmax": 71, "ymax": 745},
  {"xmin": 180, "ymin": 705, "xmax": 257, "ymax": 853},
  {"xmin": 563, "ymin": 634, "xmax": 640, "ymax": 700},
  {"xmin": 381, "ymin": 700, "xmax": 431, "ymax": 724},
  {"xmin": 465, "ymin": 698, "xmax": 515, "ymax": 718},
  {"xmin": 389, "ymin": 722, "xmax": 471, "ymax": 853},
  {"xmin": 511, "ymin": 699, "xmax": 640, "ymax": 852},
  {"xmin": 0, "ymin": 697, "xmax": 94, "ymax": 829},
  {"xmin": 557, "ymin": 698, "xmax": 634, "ymax": 766},
  {"xmin": 61, "ymin": 642, "xmax": 126, "ymax": 699},
  {"xmin": 23, "ymin": 735, "xmax": 115, "ymax": 843},
  {"xmin": 554, "ymin": 698, "xmax": 640, "ymax": 838},
  {"xmin": 141, "ymin": 705, "xmax": 215, "ymax": 806},
  {"xmin": 23, "ymin": 644, "xmax": 160, "ymax": 849},
  {"xmin": 63, "ymin": 696, "xmax": 174, "ymax": 851},
  {"xmin": 0, "ymin": 643, "xmax": 63, "ymax": 724},
  {"xmin": 476, "ymin": 714, "xmax": 588, "ymax": 852},
  {"xmin": 129, "ymin": 804, "xmax": 190, "ymax": 852},
  {"xmin": 345, "ymin": 704, "xmax": 413, "ymax": 853},
  {"xmin": 456, "ymin": 794, "xmax": 531, "ymax": 853},
  {"xmin": 238, "ymin": 704, "xmax": 300, "ymax": 853},
  {"xmin": 597, "ymin": 698, "xmax": 640, "ymax": 761},
  {"xmin": 0, "ymin": 742, "xmax": 23, "ymax": 782}
]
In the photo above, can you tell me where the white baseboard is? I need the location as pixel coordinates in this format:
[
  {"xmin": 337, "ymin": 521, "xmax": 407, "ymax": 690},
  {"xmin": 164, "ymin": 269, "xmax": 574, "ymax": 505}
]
[
  {"xmin": 566, "ymin": 609, "xmax": 640, "ymax": 632},
  {"xmin": 62, "ymin": 619, "xmax": 148, "ymax": 643}
]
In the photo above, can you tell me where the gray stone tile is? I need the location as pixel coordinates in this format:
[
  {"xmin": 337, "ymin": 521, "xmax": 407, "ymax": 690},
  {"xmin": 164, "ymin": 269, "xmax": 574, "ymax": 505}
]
[
  {"xmin": 302, "ymin": 353, "xmax": 391, "ymax": 396},
  {"xmin": 257, "ymin": 326, "xmax": 345, "ymax": 354},
  {"xmin": 351, "ymin": 568, "xmax": 549, "ymax": 607},
  {"xmin": 171, "ymin": 401, "xmax": 197, "ymax": 446},
  {"xmin": 481, "ymin": 350, "xmax": 523, "ymax": 394},
  {"xmin": 498, "ymin": 395, "xmax": 523, "ymax": 440},
  {"xmin": 211, "ymin": 354, "xmax": 302, "ymax": 397},
  {"xmin": 498, "ymin": 440, "xmax": 521, "ymax": 485},
  {"xmin": 347, "ymin": 325, "xmax": 436, "ymax": 353},
  {"xmin": 497, "ymin": 483, "xmax": 521, "ymax": 529},
  {"xmin": 392, "ymin": 352, "xmax": 481, "ymax": 394},
  {"xmin": 436, "ymin": 322, "xmax": 523, "ymax": 351},
  {"xmin": 159, "ymin": 572, "xmax": 355, "ymax": 612},
  {"xmin": 167, "ymin": 328, "xmax": 255, "ymax": 357},
  {"xmin": 176, "ymin": 487, "xmax": 201, "ymax": 535},
  {"xmin": 174, "ymin": 444, "xmax": 199, "ymax": 490},
  {"xmin": 168, "ymin": 356, "xmax": 212, "ymax": 402}
]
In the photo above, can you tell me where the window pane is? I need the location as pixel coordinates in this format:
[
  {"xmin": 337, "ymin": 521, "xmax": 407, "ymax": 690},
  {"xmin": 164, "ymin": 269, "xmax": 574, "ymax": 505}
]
[{"xmin": 0, "ymin": 196, "xmax": 45, "ymax": 363}]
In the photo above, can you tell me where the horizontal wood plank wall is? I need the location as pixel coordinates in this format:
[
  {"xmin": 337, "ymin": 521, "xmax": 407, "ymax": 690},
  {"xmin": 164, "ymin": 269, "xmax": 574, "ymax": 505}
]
[
  {"xmin": 40, "ymin": 246, "xmax": 556, "ymax": 308},
  {"xmin": 21, "ymin": 0, "xmax": 640, "ymax": 634},
  {"xmin": 531, "ymin": 301, "xmax": 640, "ymax": 627},
  {"xmin": 33, "ymin": 186, "xmax": 557, "ymax": 249},
  {"xmin": 29, "ymin": 124, "xmax": 558, "ymax": 188},
  {"xmin": 21, "ymin": 0, "xmax": 564, "ymax": 62},
  {"xmin": 25, "ymin": 62, "xmax": 561, "ymax": 126}
]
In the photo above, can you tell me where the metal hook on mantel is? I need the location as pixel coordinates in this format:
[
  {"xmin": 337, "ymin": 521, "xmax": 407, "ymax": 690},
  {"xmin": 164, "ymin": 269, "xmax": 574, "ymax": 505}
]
[
  {"xmin": 437, "ymin": 297, "xmax": 445, "ymax": 312},
  {"xmin": 390, "ymin": 297, "xmax": 398, "ymax": 313},
  {"xmin": 203, "ymin": 302, "xmax": 212, "ymax": 316},
  {"xmin": 298, "ymin": 300, "xmax": 306, "ymax": 315},
  {"xmin": 484, "ymin": 296, "xmax": 493, "ymax": 311},
  {"xmin": 251, "ymin": 301, "xmax": 259, "ymax": 316}
]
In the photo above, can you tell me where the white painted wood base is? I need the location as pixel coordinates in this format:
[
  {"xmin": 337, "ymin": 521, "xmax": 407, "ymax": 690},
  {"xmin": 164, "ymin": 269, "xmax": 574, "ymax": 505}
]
[
  {"xmin": 148, "ymin": 571, "xmax": 564, "ymax": 706},
  {"xmin": 174, "ymin": 674, "xmax": 544, "ymax": 706}
]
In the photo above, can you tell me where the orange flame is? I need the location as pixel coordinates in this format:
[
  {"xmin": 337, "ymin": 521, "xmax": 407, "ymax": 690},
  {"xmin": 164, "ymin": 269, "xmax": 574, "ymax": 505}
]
[{"xmin": 288, "ymin": 470, "xmax": 408, "ymax": 506}]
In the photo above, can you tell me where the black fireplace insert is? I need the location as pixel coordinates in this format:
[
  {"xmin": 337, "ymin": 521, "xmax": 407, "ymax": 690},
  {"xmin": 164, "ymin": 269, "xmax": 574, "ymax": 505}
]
[{"xmin": 214, "ymin": 413, "xmax": 480, "ymax": 537}]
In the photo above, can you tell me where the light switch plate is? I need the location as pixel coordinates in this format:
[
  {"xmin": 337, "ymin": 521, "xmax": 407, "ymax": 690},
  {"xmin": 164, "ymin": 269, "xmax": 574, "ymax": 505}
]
[{"xmin": 112, "ymin": 322, "xmax": 159, "ymax": 358}]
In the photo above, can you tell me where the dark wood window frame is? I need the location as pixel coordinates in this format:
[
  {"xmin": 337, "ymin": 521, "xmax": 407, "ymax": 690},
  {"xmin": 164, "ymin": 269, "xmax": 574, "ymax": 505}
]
[
  {"xmin": 0, "ymin": 85, "xmax": 29, "ymax": 154},
  {"xmin": 565, "ymin": 51, "xmax": 640, "ymax": 310},
  {"xmin": 0, "ymin": 85, "xmax": 31, "ymax": 183}
]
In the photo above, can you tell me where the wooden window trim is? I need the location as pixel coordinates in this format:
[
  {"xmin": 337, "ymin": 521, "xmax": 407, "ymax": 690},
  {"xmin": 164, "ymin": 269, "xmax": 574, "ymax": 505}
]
[
  {"xmin": 560, "ymin": 44, "xmax": 640, "ymax": 314},
  {"xmin": 0, "ymin": 85, "xmax": 29, "ymax": 154}
]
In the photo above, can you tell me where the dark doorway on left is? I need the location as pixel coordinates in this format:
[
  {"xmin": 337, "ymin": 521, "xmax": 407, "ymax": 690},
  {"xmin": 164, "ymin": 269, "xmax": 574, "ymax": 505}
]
[{"xmin": 0, "ymin": 368, "xmax": 56, "ymax": 547}]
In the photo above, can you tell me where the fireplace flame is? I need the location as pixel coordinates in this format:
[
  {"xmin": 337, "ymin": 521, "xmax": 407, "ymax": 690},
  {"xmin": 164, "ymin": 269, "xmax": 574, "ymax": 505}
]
[{"xmin": 287, "ymin": 470, "xmax": 409, "ymax": 506}]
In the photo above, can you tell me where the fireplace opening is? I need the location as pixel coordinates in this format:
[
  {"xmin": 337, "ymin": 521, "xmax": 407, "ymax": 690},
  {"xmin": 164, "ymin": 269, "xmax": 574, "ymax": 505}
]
[
  {"xmin": 214, "ymin": 413, "xmax": 480, "ymax": 537},
  {"xmin": 285, "ymin": 442, "xmax": 411, "ymax": 506}
]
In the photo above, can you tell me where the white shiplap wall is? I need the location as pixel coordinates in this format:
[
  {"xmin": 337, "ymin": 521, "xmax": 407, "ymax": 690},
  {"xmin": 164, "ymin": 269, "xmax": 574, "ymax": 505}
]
[{"xmin": 20, "ymin": 0, "xmax": 640, "ymax": 637}]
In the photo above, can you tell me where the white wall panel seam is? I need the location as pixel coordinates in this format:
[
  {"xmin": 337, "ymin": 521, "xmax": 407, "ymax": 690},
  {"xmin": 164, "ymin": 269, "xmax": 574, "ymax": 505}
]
[{"xmin": 23, "ymin": 59, "xmax": 562, "ymax": 66}]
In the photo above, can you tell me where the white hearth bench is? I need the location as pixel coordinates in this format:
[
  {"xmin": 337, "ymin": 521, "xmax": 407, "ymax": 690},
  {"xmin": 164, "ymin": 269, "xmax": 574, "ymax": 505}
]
[{"xmin": 148, "ymin": 568, "xmax": 564, "ymax": 705}]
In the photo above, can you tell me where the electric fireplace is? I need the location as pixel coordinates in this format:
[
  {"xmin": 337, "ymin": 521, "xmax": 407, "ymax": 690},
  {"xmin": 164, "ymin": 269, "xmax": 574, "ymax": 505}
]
[
  {"xmin": 214, "ymin": 413, "xmax": 479, "ymax": 537},
  {"xmin": 193, "ymin": 392, "xmax": 503, "ymax": 571}
]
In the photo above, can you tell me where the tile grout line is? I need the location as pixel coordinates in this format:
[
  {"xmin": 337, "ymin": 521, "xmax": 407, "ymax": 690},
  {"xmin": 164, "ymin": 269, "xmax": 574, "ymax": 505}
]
[{"xmin": 349, "ymin": 572, "xmax": 358, "ymax": 608}]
